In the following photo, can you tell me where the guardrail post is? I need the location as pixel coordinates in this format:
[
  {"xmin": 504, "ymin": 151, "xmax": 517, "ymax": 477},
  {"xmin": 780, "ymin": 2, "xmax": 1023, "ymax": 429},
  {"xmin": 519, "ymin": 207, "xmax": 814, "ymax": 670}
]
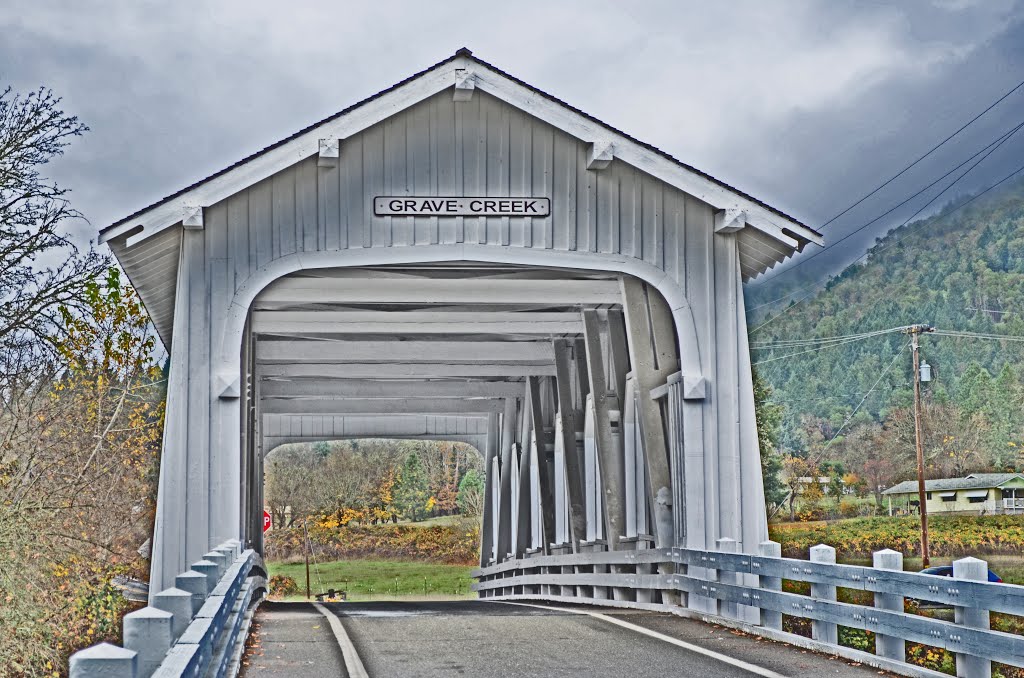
[
  {"xmin": 809, "ymin": 544, "xmax": 837, "ymax": 645},
  {"xmin": 202, "ymin": 551, "xmax": 228, "ymax": 578},
  {"xmin": 716, "ymin": 537, "xmax": 738, "ymax": 619},
  {"xmin": 69, "ymin": 642, "xmax": 137, "ymax": 678},
  {"xmin": 871, "ymin": 549, "xmax": 905, "ymax": 662},
  {"xmin": 123, "ymin": 607, "xmax": 174, "ymax": 678},
  {"xmin": 175, "ymin": 570, "xmax": 210, "ymax": 614},
  {"xmin": 953, "ymin": 557, "xmax": 991, "ymax": 678},
  {"xmin": 758, "ymin": 540, "xmax": 782, "ymax": 631},
  {"xmin": 152, "ymin": 587, "xmax": 193, "ymax": 639},
  {"xmin": 192, "ymin": 559, "xmax": 220, "ymax": 591}
]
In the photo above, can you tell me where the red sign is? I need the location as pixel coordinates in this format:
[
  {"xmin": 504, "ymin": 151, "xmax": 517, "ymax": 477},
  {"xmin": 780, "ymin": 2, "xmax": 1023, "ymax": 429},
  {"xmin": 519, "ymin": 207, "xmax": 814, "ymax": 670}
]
[{"xmin": 263, "ymin": 510, "xmax": 271, "ymax": 533}]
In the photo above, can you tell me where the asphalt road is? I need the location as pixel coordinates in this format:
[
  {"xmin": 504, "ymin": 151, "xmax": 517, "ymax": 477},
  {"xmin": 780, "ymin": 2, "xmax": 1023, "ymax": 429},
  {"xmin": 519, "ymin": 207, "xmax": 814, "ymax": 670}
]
[{"xmin": 240, "ymin": 600, "xmax": 894, "ymax": 677}]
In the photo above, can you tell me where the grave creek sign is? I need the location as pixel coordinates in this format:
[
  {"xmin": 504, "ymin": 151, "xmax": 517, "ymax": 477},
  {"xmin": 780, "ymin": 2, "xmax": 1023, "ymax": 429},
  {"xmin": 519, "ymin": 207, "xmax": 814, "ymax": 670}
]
[{"xmin": 374, "ymin": 196, "xmax": 551, "ymax": 217}]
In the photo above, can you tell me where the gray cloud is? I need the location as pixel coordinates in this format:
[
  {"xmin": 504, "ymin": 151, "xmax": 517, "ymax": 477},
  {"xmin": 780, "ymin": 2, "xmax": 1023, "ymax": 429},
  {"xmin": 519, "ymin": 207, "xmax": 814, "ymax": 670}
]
[{"xmin": 3, "ymin": 0, "xmax": 1022, "ymax": 284}]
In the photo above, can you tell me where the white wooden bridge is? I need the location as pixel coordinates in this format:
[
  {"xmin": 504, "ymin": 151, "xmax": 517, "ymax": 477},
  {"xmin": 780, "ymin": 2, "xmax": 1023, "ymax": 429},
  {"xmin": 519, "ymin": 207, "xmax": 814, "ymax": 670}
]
[{"xmin": 69, "ymin": 50, "xmax": 1022, "ymax": 678}]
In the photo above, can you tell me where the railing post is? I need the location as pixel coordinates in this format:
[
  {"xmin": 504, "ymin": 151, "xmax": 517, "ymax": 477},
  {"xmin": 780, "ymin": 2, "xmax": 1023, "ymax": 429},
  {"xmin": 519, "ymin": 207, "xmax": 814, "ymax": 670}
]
[
  {"xmin": 809, "ymin": 544, "xmax": 837, "ymax": 645},
  {"xmin": 953, "ymin": 557, "xmax": 991, "ymax": 678},
  {"xmin": 758, "ymin": 540, "xmax": 782, "ymax": 631},
  {"xmin": 175, "ymin": 570, "xmax": 210, "ymax": 614},
  {"xmin": 123, "ymin": 607, "xmax": 174, "ymax": 678},
  {"xmin": 872, "ymin": 549, "xmax": 905, "ymax": 662},
  {"xmin": 68, "ymin": 643, "xmax": 137, "ymax": 678},
  {"xmin": 716, "ymin": 537, "xmax": 738, "ymax": 619},
  {"xmin": 152, "ymin": 588, "xmax": 193, "ymax": 639}
]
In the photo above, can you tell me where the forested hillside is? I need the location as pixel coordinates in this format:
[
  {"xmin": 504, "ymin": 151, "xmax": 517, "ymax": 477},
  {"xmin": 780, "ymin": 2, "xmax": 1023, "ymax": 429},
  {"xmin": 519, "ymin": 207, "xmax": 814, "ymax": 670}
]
[{"xmin": 748, "ymin": 178, "xmax": 1024, "ymax": 500}]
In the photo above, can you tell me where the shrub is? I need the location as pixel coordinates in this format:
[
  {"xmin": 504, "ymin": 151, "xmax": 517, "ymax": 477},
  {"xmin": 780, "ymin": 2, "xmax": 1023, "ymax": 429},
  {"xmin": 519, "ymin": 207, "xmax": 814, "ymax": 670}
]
[
  {"xmin": 839, "ymin": 498, "xmax": 860, "ymax": 519},
  {"xmin": 269, "ymin": 575, "xmax": 298, "ymax": 597}
]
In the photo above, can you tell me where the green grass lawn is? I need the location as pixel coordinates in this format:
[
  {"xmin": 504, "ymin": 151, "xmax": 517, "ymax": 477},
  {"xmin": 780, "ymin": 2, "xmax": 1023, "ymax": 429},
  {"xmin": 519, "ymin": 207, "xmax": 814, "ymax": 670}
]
[{"xmin": 267, "ymin": 558, "xmax": 477, "ymax": 601}]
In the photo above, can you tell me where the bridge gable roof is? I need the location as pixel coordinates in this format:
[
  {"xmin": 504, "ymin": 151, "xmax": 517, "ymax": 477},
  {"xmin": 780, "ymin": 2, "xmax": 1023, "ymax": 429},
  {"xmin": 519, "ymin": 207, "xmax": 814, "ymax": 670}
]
[{"xmin": 100, "ymin": 48, "xmax": 821, "ymax": 248}]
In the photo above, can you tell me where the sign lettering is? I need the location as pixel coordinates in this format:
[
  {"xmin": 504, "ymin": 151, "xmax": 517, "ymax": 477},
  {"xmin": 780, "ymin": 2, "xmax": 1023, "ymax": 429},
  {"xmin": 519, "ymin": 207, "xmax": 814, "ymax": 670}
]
[{"xmin": 374, "ymin": 196, "xmax": 550, "ymax": 217}]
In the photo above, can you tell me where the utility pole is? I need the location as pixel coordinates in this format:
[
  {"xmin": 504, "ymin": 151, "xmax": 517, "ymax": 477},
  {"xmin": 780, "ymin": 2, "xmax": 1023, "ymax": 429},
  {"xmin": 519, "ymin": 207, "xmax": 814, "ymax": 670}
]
[
  {"xmin": 303, "ymin": 519, "xmax": 312, "ymax": 600},
  {"xmin": 905, "ymin": 324, "xmax": 934, "ymax": 567}
]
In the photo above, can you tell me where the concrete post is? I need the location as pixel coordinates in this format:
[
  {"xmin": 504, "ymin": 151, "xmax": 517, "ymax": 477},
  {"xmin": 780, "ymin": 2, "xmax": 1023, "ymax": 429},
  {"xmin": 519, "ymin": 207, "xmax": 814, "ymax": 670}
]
[
  {"xmin": 69, "ymin": 642, "xmax": 137, "ymax": 678},
  {"xmin": 123, "ymin": 607, "xmax": 174, "ymax": 678},
  {"xmin": 809, "ymin": 544, "xmax": 837, "ymax": 645},
  {"xmin": 716, "ymin": 537, "xmax": 738, "ymax": 619},
  {"xmin": 175, "ymin": 570, "xmax": 209, "ymax": 614},
  {"xmin": 202, "ymin": 551, "xmax": 228, "ymax": 577},
  {"xmin": 872, "ymin": 549, "xmax": 905, "ymax": 662},
  {"xmin": 151, "ymin": 587, "xmax": 193, "ymax": 639},
  {"xmin": 758, "ymin": 540, "xmax": 782, "ymax": 631},
  {"xmin": 191, "ymin": 559, "xmax": 220, "ymax": 591},
  {"xmin": 953, "ymin": 557, "xmax": 991, "ymax": 678}
]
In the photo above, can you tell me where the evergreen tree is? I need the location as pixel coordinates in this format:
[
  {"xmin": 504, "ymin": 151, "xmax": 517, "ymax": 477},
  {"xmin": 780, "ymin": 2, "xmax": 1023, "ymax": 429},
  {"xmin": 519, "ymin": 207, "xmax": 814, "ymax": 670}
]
[{"xmin": 395, "ymin": 452, "xmax": 430, "ymax": 522}]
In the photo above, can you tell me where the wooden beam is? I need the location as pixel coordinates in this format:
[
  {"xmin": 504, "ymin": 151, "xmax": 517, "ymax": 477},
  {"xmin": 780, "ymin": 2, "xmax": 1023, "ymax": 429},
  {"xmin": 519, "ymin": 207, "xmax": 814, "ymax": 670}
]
[
  {"xmin": 715, "ymin": 208, "xmax": 746, "ymax": 234},
  {"xmin": 317, "ymin": 138, "xmax": 340, "ymax": 168},
  {"xmin": 587, "ymin": 141, "xmax": 614, "ymax": 170},
  {"xmin": 552, "ymin": 339, "xmax": 587, "ymax": 548},
  {"xmin": 527, "ymin": 376, "xmax": 555, "ymax": 553},
  {"xmin": 259, "ymin": 397, "xmax": 506, "ymax": 415},
  {"xmin": 582, "ymin": 310, "xmax": 625, "ymax": 549},
  {"xmin": 251, "ymin": 310, "xmax": 584, "ymax": 335},
  {"xmin": 257, "ymin": 363, "xmax": 557, "ymax": 378},
  {"xmin": 620, "ymin": 276, "xmax": 677, "ymax": 548},
  {"xmin": 181, "ymin": 204, "xmax": 204, "ymax": 230},
  {"xmin": 255, "ymin": 340, "xmax": 555, "ymax": 364},
  {"xmin": 254, "ymin": 278, "xmax": 623, "ymax": 307},
  {"xmin": 259, "ymin": 379, "xmax": 526, "ymax": 399},
  {"xmin": 453, "ymin": 68, "xmax": 476, "ymax": 101}
]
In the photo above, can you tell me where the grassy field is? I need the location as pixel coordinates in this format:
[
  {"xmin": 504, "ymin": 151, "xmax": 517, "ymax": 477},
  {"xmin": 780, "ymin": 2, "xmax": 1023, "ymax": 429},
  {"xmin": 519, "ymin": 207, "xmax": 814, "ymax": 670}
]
[{"xmin": 267, "ymin": 558, "xmax": 476, "ymax": 601}]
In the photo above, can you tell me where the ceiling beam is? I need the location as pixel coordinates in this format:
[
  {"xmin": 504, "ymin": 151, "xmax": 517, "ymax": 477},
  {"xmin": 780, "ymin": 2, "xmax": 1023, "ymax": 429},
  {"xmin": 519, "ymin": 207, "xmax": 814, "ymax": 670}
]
[
  {"xmin": 254, "ymin": 278, "xmax": 622, "ymax": 307},
  {"xmin": 257, "ymin": 363, "xmax": 557, "ymax": 378},
  {"xmin": 260, "ymin": 397, "xmax": 507, "ymax": 415},
  {"xmin": 260, "ymin": 379, "xmax": 527, "ymax": 399},
  {"xmin": 255, "ymin": 340, "xmax": 555, "ymax": 364},
  {"xmin": 251, "ymin": 310, "xmax": 583, "ymax": 335}
]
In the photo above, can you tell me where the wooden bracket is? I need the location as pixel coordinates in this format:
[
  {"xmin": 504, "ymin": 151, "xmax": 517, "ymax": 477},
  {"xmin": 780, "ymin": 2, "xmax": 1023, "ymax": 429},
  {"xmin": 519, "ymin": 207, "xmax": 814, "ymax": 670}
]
[
  {"xmin": 587, "ymin": 141, "xmax": 614, "ymax": 170},
  {"xmin": 215, "ymin": 370, "xmax": 241, "ymax": 399},
  {"xmin": 453, "ymin": 69, "xmax": 476, "ymax": 101},
  {"xmin": 318, "ymin": 138, "xmax": 340, "ymax": 168},
  {"xmin": 182, "ymin": 204, "xmax": 204, "ymax": 230},
  {"xmin": 714, "ymin": 208, "xmax": 746, "ymax": 234},
  {"xmin": 682, "ymin": 375, "xmax": 708, "ymax": 400}
]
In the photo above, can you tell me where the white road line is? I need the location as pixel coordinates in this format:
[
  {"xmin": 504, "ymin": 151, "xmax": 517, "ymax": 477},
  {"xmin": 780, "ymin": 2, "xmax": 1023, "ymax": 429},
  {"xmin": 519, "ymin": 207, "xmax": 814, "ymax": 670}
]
[
  {"xmin": 313, "ymin": 602, "xmax": 370, "ymax": 678},
  {"xmin": 500, "ymin": 601, "xmax": 790, "ymax": 678}
]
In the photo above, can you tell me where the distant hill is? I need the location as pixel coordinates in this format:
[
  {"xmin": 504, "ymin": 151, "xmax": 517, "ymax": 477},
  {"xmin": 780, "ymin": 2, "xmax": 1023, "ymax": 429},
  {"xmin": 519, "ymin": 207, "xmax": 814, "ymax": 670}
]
[{"xmin": 746, "ymin": 177, "xmax": 1024, "ymax": 458}]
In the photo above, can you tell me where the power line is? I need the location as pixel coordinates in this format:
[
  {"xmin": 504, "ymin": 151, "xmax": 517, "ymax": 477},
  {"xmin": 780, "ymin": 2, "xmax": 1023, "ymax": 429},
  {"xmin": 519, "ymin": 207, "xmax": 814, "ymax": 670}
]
[
  {"xmin": 757, "ymin": 117, "xmax": 1024, "ymax": 287},
  {"xmin": 817, "ymin": 342, "xmax": 911, "ymax": 456},
  {"xmin": 817, "ymin": 76, "xmax": 1024, "ymax": 230},
  {"xmin": 748, "ymin": 157, "xmax": 1024, "ymax": 334}
]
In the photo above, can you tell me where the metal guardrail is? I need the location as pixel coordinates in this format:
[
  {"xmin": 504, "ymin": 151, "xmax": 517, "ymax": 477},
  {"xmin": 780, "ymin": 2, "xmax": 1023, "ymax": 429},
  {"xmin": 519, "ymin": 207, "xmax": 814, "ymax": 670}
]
[
  {"xmin": 68, "ymin": 540, "xmax": 266, "ymax": 678},
  {"xmin": 473, "ymin": 541, "xmax": 1024, "ymax": 677}
]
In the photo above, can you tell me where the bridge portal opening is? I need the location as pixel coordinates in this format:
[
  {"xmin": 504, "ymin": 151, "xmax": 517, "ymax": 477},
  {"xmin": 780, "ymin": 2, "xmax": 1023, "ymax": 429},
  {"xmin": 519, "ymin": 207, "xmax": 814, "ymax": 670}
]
[{"xmin": 243, "ymin": 264, "xmax": 679, "ymax": 587}]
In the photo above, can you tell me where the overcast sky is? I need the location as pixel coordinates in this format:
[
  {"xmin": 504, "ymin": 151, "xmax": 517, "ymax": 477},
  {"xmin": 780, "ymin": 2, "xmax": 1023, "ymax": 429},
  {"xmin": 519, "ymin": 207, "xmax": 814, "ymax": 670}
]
[{"xmin": 4, "ymin": 0, "xmax": 1024, "ymax": 290}]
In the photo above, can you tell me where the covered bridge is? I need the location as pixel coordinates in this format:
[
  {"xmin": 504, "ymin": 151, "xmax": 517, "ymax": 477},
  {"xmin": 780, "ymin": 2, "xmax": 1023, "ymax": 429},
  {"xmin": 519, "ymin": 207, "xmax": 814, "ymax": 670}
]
[{"xmin": 98, "ymin": 48, "xmax": 821, "ymax": 597}]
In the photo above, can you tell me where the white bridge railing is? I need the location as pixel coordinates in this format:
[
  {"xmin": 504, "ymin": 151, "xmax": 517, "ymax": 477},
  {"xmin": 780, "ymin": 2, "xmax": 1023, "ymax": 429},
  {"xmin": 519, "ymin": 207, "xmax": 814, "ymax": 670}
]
[
  {"xmin": 474, "ymin": 541, "xmax": 1024, "ymax": 678},
  {"xmin": 69, "ymin": 540, "xmax": 264, "ymax": 678}
]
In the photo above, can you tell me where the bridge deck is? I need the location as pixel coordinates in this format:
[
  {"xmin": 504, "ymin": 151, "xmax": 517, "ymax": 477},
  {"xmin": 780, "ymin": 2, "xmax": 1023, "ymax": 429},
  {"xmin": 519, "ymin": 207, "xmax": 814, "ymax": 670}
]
[{"xmin": 239, "ymin": 601, "xmax": 893, "ymax": 677}]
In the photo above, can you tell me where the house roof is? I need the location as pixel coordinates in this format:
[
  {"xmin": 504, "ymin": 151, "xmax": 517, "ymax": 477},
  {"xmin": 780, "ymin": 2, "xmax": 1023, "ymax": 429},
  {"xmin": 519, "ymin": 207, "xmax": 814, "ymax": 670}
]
[{"xmin": 882, "ymin": 473, "xmax": 1024, "ymax": 495}]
